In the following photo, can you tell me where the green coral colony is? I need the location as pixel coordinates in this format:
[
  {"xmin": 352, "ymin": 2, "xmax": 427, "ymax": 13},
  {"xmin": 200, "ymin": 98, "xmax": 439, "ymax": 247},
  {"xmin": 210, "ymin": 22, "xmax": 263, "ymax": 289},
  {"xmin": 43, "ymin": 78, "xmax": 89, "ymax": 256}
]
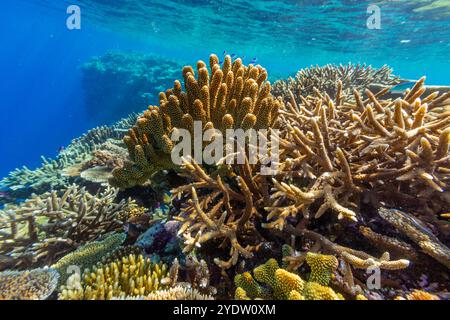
[{"xmin": 0, "ymin": 53, "xmax": 449, "ymax": 300}]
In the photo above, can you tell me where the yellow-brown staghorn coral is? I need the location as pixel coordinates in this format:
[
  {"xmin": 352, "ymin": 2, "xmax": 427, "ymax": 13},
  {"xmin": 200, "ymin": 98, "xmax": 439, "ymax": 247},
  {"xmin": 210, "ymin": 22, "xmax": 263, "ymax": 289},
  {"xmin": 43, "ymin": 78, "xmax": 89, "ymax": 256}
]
[
  {"xmin": 0, "ymin": 185, "xmax": 136, "ymax": 270},
  {"xmin": 59, "ymin": 254, "xmax": 177, "ymax": 300},
  {"xmin": 272, "ymin": 63, "xmax": 400, "ymax": 104},
  {"xmin": 110, "ymin": 53, "xmax": 282, "ymax": 188},
  {"xmin": 234, "ymin": 254, "xmax": 344, "ymax": 300},
  {"xmin": 0, "ymin": 268, "xmax": 59, "ymax": 300},
  {"xmin": 52, "ymin": 233, "xmax": 126, "ymax": 286},
  {"xmin": 267, "ymin": 77, "xmax": 449, "ymax": 229}
]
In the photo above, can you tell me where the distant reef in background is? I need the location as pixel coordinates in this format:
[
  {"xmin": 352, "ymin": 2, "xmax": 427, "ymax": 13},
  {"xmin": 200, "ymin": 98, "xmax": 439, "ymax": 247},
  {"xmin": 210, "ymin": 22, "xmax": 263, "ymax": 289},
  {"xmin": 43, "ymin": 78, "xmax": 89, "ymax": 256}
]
[{"xmin": 81, "ymin": 51, "xmax": 182, "ymax": 122}]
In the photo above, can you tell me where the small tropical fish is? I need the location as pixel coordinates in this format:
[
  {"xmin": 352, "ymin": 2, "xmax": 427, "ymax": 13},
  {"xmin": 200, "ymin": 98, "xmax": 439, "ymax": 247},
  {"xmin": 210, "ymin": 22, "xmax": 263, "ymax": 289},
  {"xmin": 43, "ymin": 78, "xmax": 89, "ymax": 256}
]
[
  {"xmin": 58, "ymin": 146, "xmax": 65, "ymax": 153},
  {"xmin": 250, "ymin": 57, "xmax": 258, "ymax": 64},
  {"xmin": 230, "ymin": 53, "xmax": 237, "ymax": 59}
]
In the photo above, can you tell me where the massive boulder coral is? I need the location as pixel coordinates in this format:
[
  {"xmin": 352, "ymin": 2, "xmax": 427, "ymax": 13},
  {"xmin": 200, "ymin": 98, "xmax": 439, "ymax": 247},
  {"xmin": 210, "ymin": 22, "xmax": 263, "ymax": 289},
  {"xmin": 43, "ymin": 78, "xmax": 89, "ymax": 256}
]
[
  {"xmin": 267, "ymin": 77, "xmax": 449, "ymax": 228},
  {"xmin": 272, "ymin": 63, "xmax": 400, "ymax": 103},
  {"xmin": 110, "ymin": 54, "xmax": 282, "ymax": 188},
  {"xmin": 0, "ymin": 185, "xmax": 136, "ymax": 270},
  {"xmin": 0, "ymin": 268, "xmax": 59, "ymax": 300}
]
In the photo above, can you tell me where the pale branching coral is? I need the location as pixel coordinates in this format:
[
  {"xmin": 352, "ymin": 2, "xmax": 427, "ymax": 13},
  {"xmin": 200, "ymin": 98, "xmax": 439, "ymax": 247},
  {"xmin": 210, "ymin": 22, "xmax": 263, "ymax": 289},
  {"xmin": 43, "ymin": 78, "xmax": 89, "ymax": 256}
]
[
  {"xmin": 0, "ymin": 268, "xmax": 59, "ymax": 300},
  {"xmin": 59, "ymin": 254, "xmax": 176, "ymax": 300},
  {"xmin": 52, "ymin": 233, "xmax": 126, "ymax": 286},
  {"xmin": 0, "ymin": 113, "xmax": 138, "ymax": 203},
  {"xmin": 235, "ymin": 255, "xmax": 344, "ymax": 300},
  {"xmin": 272, "ymin": 63, "xmax": 400, "ymax": 103},
  {"xmin": 0, "ymin": 186, "xmax": 135, "ymax": 270},
  {"xmin": 110, "ymin": 53, "xmax": 282, "ymax": 188}
]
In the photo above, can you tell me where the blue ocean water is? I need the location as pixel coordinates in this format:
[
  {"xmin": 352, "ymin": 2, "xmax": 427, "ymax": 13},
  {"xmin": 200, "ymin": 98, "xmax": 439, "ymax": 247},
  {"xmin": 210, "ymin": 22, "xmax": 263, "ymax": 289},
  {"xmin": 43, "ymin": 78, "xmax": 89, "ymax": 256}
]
[{"xmin": 0, "ymin": 0, "xmax": 449, "ymax": 178}]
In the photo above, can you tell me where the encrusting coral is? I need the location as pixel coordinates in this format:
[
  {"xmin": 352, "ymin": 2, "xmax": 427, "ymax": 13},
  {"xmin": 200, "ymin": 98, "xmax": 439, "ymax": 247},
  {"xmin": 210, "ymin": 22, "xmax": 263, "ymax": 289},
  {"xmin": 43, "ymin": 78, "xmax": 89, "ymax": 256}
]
[
  {"xmin": 52, "ymin": 233, "xmax": 127, "ymax": 286},
  {"xmin": 267, "ymin": 76, "xmax": 449, "ymax": 229},
  {"xmin": 58, "ymin": 253, "xmax": 177, "ymax": 300},
  {"xmin": 110, "ymin": 53, "xmax": 282, "ymax": 188},
  {"xmin": 0, "ymin": 268, "xmax": 59, "ymax": 300},
  {"xmin": 234, "ymin": 253, "xmax": 344, "ymax": 300},
  {"xmin": 0, "ymin": 185, "xmax": 136, "ymax": 270},
  {"xmin": 272, "ymin": 63, "xmax": 400, "ymax": 103}
]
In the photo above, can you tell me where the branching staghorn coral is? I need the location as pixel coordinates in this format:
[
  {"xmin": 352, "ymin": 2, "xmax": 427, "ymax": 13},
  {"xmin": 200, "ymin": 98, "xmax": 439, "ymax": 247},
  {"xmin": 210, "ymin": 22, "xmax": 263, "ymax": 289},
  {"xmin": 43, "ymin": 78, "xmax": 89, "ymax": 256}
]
[
  {"xmin": 110, "ymin": 53, "xmax": 282, "ymax": 188},
  {"xmin": 52, "ymin": 233, "xmax": 126, "ymax": 286},
  {"xmin": 0, "ymin": 268, "xmax": 59, "ymax": 300},
  {"xmin": 59, "ymin": 254, "xmax": 177, "ymax": 300},
  {"xmin": 234, "ymin": 253, "xmax": 344, "ymax": 300},
  {"xmin": 0, "ymin": 185, "xmax": 136, "ymax": 270},
  {"xmin": 272, "ymin": 63, "xmax": 400, "ymax": 103},
  {"xmin": 0, "ymin": 113, "xmax": 138, "ymax": 203},
  {"xmin": 267, "ymin": 77, "xmax": 449, "ymax": 228}
]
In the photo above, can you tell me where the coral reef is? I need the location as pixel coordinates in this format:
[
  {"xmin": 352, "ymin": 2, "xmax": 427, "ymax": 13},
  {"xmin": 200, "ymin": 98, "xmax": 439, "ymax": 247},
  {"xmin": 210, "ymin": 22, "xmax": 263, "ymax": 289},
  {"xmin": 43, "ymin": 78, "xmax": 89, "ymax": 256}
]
[
  {"xmin": 145, "ymin": 286, "xmax": 214, "ymax": 300},
  {"xmin": 0, "ymin": 185, "xmax": 135, "ymax": 270},
  {"xmin": 58, "ymin": 253, "xmax": 176, "ymax": 300},
  {"xmin": 82, "ymin": 51, "xmax": 182, "ymax": 121},
  {"xmin": 272, "ymin": 63, "xmax": 400, "ymax": 103},
  {"xmin": 0, "ymin": 114, "xmax": 138, "ymax": 204},
  {"xmin": 52, "ymin": 233, "xmax": 126, "ymax": 286},
  {"xmin": 268, "ymin": 77, "xmax": 449, "ymax": 228},
  {"xmin": 234, "ymin": 254, "xmax": 344, "ymax": 300},
  {"xmin": 110, "ymin": 53, "xmax": 282, "ymax": 188},
  {"xmin": 0, "ymin": 268, "xmax": 59, "ymax": 300}
]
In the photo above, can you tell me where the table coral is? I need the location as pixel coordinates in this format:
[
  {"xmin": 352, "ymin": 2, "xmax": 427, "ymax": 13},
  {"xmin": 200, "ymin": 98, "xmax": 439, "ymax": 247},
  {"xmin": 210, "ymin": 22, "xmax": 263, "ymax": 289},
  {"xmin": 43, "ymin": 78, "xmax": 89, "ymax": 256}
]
[
  {"xmin": 59, "ymin": 253, "xmax": 177, "ymax": 300},
  {"xmin": 110, "ymin": 53, "xmax": 282, "ymax": 188},
  {"xmin": 234, "ymin": 254, "xmax": 344, "ymax": 300},
  {"xmin": 0, "ymin": 185, "xmax": 136, "ymax": 270},
  {"xmin": 0, "ymin": 268, "xmax": 59, "ymax": 300}
]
